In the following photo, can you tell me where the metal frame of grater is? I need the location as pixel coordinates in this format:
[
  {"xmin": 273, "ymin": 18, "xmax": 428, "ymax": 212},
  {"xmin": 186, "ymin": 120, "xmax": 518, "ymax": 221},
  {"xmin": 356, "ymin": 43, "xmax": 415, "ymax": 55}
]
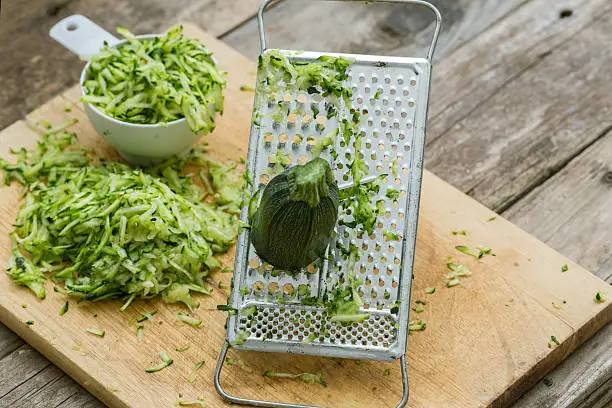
[{"xmin": 215, "ymin": 1, "xmax": 441, "ymax": 407}]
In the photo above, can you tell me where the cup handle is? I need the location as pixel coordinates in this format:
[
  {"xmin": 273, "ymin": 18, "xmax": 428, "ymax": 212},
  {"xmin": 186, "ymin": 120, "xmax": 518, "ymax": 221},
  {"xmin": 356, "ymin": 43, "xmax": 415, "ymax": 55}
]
[{"xmin": 49, "ymin": 15, "xmax": 120, "ymax": 61}]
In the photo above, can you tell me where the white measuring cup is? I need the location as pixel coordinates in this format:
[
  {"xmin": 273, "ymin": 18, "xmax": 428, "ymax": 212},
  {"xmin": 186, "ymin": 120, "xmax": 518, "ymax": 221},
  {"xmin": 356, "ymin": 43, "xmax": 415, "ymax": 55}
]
[{"xmin": 50, "ymin": 15, "xmax": 218, "ymax": 165}]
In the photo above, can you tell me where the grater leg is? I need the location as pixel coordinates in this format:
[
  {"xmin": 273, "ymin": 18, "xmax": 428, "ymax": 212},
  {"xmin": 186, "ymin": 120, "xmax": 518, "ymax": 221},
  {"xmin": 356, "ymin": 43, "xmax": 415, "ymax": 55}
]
[
  {"xmin": 396, "ymin": 354, "xmax": 409, "ymax": 408},
  {"xmin": 214, "ymin": 342, "xmax": 410, "ymax": 408}
]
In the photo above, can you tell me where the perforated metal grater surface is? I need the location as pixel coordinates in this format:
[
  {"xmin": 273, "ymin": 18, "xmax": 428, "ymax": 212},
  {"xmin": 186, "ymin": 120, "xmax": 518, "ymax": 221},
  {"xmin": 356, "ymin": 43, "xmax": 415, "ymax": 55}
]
[{"xmin": 215, "ymin": 1, "xmax": 441, "ymax": 407}]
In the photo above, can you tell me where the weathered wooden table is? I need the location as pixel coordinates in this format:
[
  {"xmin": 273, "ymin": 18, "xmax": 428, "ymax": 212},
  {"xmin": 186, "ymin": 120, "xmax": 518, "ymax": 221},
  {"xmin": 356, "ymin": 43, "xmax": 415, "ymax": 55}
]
[{"xmin": 0, "ymin": 0, "xmax": 610, "ymax": 407}]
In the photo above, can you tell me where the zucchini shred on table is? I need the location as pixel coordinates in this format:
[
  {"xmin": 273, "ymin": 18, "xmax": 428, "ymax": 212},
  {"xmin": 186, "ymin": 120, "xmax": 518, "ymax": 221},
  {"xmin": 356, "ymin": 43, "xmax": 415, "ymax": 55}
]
[{"xmin": 1, "ymin": 123, "xmax": 243, "ymax": 310}]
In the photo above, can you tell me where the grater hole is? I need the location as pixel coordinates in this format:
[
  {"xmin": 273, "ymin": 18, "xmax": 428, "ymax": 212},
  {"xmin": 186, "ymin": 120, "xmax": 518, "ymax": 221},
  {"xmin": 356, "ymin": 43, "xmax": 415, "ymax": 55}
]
[
  {"xmin": 283, "ymin": 283, "xmax": 294, "ymax": 295},
  {"xmin": 402, "ymin": 167, "xmax": 408, "ymax": 175},
  {"xmin": 302, "ymin": 114, "xmax": 313, "ymax": 125},
  {"xmin": 298, "ymin": 155, "xmax": 308, "ymax": 165},
  {"xmin": 408, "ymin": 100, "xmax": 415, "ymax": 108},
  {"xmin": 259, "ymin": 174, "xmax": 270, "ymax": 185},
  {"xmin": 254, "ymin": 281, "xmax": 264, "ymax": 293},
  {"xmin": 384, "ymin": 76, "xmax": 391, "ymax": 84},
  {"xmin": 404, "ymin": 144, "xmax": 411, "ymax": 152},
  {"xmin": 249, "ymin": 258, "xmax": 260, "ymax": 268},
  {"xmin": 307, "ymin": 264, "xmax": 318, "ymax": 273},
  {"xmin": 410, "ymin": 79, "xmax": 417, "ymax": 86},
  {"xmin": 264, "ymin": 133, "xmax": 274, "ymax": 143},
  {"xmin": 306, "ymin": 136, "xmax": 317, "ymax": 145},
  {"xmin": 296, "ymin": 93, "xmax": 308, "ymax": 103},
  {"xmin": 397, "ymin": 77, "xmax": 404, "ymax": 85},
  {"xmin": 403, "ymin": 88, "xmax": 409, "ymax": 96},
  {"xmin": 278, "ymin": 133, "xmax": 289, "ymax": 144},
  {"xmin": 287, "ymin": 113, "xmax": 298, "ymax": 125},
  {"xmin": 389, "ymin": 87, "xmax": 396, "ymax": 95},
  {"xmin": 316, "ymin": 115, "xmax": 326, "ymax": 125},
  {"xmin": 371, "ymin": 75, "xmax": 378, "ymax": 83}
]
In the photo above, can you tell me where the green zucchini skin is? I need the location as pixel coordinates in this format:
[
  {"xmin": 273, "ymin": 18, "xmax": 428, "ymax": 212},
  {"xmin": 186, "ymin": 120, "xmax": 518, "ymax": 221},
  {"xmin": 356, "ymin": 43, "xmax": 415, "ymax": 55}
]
[{"xmin": 250, "ymin": 161, "xmax": 339, "ymax": 270}]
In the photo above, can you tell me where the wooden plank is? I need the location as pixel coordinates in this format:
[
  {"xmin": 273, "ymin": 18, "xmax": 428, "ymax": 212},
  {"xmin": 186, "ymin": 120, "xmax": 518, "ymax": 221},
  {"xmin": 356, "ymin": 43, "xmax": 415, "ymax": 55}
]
[
  {"xmin": 222, "ymin": 0, "xmax": 528, "ymax": 61},
  {"xmin": 425, "ymin": 0, "xmax": 612, "ymax": 213},
  {"xmin": 0, "ymin": 322, "xmax": 23, "ymax": 360},
  {"xmin": 56, "ymin": 392, "xmax": 104, "ymax": 408},
  {"xmin": 0, "ymin": 23, "xmax": 610, "ymax": 408},
  {"xmin": 0, "ymin": 345, "xmax": 51, "ymax": 400},
  {"xmin": 504, "ymin": 130, "xmax": 612, "ymax": 282},
  {"xmin": 0, "ymin": 0, "xmax": 261, "ymax": 130},
  {"xmin": 512, "ymin": 323, "xmax": 612, "ymax": 408}
]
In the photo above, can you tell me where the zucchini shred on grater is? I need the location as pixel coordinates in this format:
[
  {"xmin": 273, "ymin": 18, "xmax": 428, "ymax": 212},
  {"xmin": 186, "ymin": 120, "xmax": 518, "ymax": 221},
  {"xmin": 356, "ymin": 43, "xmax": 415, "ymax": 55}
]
[{"xmin": 215, "ymin": 1, "xmax": 441, "ymax": 407}]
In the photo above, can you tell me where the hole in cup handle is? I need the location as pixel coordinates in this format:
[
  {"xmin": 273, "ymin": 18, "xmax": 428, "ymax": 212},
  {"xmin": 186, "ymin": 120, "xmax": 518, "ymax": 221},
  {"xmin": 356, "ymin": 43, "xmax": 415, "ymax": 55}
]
[{"xmin": 66, "ymin": 22, "xmax": 79, "ymax": 32}]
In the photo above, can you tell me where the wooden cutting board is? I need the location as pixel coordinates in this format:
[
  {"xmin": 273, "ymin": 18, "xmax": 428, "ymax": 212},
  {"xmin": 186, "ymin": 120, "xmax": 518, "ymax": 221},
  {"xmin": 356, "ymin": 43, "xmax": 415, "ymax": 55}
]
[{"xmin": 0, "ymin": 23, "xmax": 609, "ymax": 408}]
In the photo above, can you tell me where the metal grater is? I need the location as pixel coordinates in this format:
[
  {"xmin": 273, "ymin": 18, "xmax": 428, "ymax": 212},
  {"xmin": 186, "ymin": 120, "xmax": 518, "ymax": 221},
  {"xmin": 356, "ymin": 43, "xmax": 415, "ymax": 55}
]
[{"xmin": 215, "ymin": 1, "xmax": 441, "ymax": 407}]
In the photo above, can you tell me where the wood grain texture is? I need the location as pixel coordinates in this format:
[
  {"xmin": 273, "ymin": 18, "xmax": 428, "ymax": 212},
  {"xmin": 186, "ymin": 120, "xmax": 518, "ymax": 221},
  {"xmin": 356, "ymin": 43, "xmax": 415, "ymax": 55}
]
[
  {"xmin": 0, "ymin": 0, "xmax": 262, "ymax": 131},
  {"xmin": 222, "ymin": 0, "xmax": 528, "ymax": 62},
  {"xmin": 513, "ymin": 323, "xmax": 612, "ymax": 408},
  {"xmin": 0, "ymin": 23, "xmax": 610, "ymax": 408},
  {"xmin": 425, "ymin": 0, "xmax": 612, "ymax": 213},
  {"xmin": 504, "ymin": 129, "xmax": 612, "ymax": 282}
]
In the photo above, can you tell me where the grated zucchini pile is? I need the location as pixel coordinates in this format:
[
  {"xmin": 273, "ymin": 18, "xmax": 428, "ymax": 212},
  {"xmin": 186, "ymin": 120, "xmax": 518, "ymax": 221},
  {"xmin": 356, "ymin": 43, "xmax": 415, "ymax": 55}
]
[
  {"xmin": 82, "ymin": 26, "xmax": 225, "ymax": 133},
  {"xmin": 1, "ymin": 125, "xmax": 242, "ymax": 310}
]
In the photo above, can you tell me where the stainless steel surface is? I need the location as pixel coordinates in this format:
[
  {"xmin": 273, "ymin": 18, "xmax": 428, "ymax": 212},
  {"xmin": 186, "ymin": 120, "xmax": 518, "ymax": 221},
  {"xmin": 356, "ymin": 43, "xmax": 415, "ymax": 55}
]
[
  {"xmin": 257, "ymin": 0, "xmax": 442, "ymax": 61},
  {"xmin": 227, "ymin": 50, "xmax": 432, "ymax": 361}
]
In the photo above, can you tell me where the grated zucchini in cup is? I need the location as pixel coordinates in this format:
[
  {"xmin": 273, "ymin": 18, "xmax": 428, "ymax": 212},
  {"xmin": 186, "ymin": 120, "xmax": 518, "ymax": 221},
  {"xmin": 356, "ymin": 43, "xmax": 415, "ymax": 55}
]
[
  {"xmin": 1, "ymin": 124, "xmax": 243, "ymax": 310},
  {"xmin": 81, "ymin": 26, "xmax": 225, "ymax": 133}
]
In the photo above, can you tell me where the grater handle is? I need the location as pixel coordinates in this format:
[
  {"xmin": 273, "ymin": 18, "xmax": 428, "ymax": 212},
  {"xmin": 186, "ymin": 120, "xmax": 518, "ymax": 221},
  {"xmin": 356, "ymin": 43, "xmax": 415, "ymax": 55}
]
[
  {"xmin": 257, "ymin": 0, "xmax": 442, "ymax": 61},
  {"xmin": 214, "ymin": 341, "xmax": 410, "ymax": 408}
]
